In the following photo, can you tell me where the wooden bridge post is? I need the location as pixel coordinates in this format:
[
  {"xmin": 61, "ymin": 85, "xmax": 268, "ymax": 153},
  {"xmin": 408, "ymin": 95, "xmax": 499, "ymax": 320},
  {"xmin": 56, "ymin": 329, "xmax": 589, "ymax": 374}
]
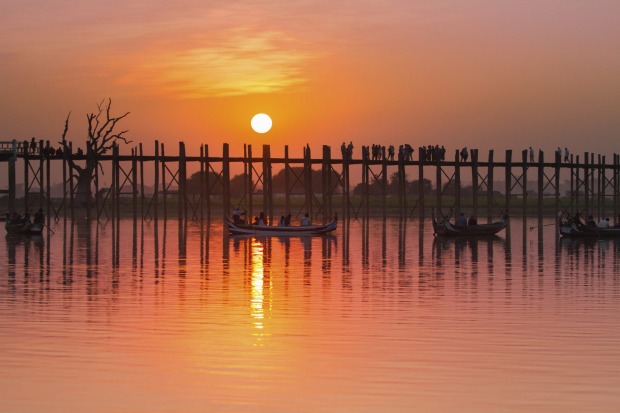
[
  {"xmin": 613, "ymin": 153, "xmax": 620, "ymax": 225},
  {"xmin": 304, "ymin": 145, "xmax": 313, "ymax": 218},
  {"xmin": 161, "ymin": 142, "xmax": 167, "ymax": 220},
  {"xmin": 45, "ymin": 141, "xmax": 51, "ymax": 221},
  {"xmin": 139, "ymin": 143, "xmax": 145, "ymax": 220},
  {"xmin": 583, "ymin": 152, "xmax": 593, "ymax": 215},
  {"xmin": 284, "ymin": 146, "xmax": 290, "ymax": 215},
  {"xmin": 397, "ymin": 150, "xmax": 404, "ymax": 218},
  {"xmin": 38, "ymin": 140, "xmax": 44, "ymax": 212},
  {"xmin": 262, "ymin": 144, "xmax": 273, "ymax": 224},
  {"xmin": 382, "ymin": 146, "xmax": 387, "ymax": 220},
  {"xmin": 199, "ymin": 144, "xmax": 204, "ymax": 222},
  {"xmin": 247, "ymin": 144, "xmax": 253, "ymax": 219},
  {"xmin": 435, "ymin": 152, "xmax": 442, "ymax": 213},
  {"xmin": 322, "ymin": 145, "xmax": 331, "ymax": 223},
  {"xmin": 23, "ymin": 141, "xmax": 29, "ymax": 212},
  {"xmin": 154, "ymin": 140, "xmax": 159, "ymax": 222},
  {"xmin": 600, "ymin": 155, "xmax": 606, "ymax": 220},
  {"xmin": 472, "ymin": 149, "xmax": 479, "ymax": 219},
  {"xmin": 132, "ymin": 147, "xmax": 138, "ymax": 221},
  {"xmin": 178, "ymin": 141, "xmax": 186, "ymax": 221},
  {"xmin": 362, "ymin": 147, "xmax": 369, "ymax": 218},
  {"xmin": 112, "ymin": 143, "xmax": 118, "ymax": 222},
  {"xmin": 505, "ymin": 150, "xmax": 512, "ymax": 215},
  {"xmin": 537, "ymin": 150, "xmax": 544, "ymax": 219},
  {"xmin": 8, "ymin": 140, "xmax": 16, "ymax": 213},
  {"xmin": 204, "ymin": 144, "xmax": 211, "ymax": 220},
  {"xmin": 222, "ymin": 143, "xmax": 231, "ymax": 219},
  {"xmin": 454, "ymin": 149, "xmax": 461, "ymax": 218},
  {"xmin": 554, "ymin": 149, "xmax": 561, "ymax": 216},
  {"xmin": 487, "ymin": 150, "xmax": 494, "ymax": 222},
  {"xmin": 418, "ymin": 148, "xmax": 425, "ymax": 219},
  {"xmin": 521, "ymin": 149, "xmax": 528, "ymax": 219},
  {"xmin": 343, "ymin": 148, "xmax": 350, "ymax": 219},
  {"xmin": 575, "ymin": 154, "xmax": 580, "ymax": 214},
  {"xmin": 591, "ymin": 153, "xmax": 596, "ymax": 217}
]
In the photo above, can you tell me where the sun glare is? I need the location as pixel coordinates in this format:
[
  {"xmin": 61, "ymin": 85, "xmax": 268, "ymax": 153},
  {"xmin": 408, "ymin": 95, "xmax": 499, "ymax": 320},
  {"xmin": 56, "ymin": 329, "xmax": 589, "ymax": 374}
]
[{"xmin": 251, "ymin": 113, "xmax": 272, "ymax": 134}]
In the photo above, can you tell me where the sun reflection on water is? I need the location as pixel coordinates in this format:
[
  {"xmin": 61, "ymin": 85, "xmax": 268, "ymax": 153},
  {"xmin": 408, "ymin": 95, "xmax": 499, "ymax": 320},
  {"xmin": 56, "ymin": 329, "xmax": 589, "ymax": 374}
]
[{"xmin": 250, "ymin": 238, "xmax": 271, "ymax": 345}]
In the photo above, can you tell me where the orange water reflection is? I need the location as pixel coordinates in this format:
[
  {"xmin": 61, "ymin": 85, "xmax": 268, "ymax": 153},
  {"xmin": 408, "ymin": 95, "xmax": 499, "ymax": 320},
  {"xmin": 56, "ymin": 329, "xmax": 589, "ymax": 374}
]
[{"xmin": 1, "ymin": 218, "xmax": 620, "ymax": 412}]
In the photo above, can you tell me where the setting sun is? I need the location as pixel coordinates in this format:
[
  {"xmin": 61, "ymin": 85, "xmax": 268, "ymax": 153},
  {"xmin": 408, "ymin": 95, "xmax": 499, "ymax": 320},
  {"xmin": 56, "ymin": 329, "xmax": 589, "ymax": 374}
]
[{"xmin": 251, "ymin": 113, "xmax": 273, "ymax": 134}]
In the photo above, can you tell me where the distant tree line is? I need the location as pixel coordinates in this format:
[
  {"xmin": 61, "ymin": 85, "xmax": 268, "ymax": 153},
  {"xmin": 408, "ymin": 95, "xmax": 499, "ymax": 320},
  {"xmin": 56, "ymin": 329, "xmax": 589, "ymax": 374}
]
[{"xmin": 187, "ymin": 167, "xmax": 342, "ymax": 194}]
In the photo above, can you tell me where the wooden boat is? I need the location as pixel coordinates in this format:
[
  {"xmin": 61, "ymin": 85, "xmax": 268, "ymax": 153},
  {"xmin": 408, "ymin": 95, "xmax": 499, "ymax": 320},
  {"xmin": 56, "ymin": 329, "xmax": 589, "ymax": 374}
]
[
  {"xmin": 226, "ymin": 215, "xmax": 337, "ymax": 236},
  {"xmin": 5, "ymin": 221, "xmax": 44, "ymax": 235},
  {"xmin": 432, "ymin": 209, "xmax": 507, "ymax": 236},
  {"xmin": 558, "ymin": 215, "xmax": 620, "ymax": 238}
]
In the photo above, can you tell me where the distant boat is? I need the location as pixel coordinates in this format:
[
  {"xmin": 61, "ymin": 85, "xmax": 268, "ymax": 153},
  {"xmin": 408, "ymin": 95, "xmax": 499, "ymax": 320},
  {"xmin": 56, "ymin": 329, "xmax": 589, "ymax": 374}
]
[
  {"xmin": 226, "ymin": 215, "xmax": 337, "ymax": 236},
  {"xmin": 559, "ymin": 215, "xmax": 620, "ymax": 238},
  {"xmin": 5, "ymin": 221, "xmax": 43, "ymax": 235},
  {"xmin": 432, "ymin": 209, "xmax": 507, "ymax": 236}
]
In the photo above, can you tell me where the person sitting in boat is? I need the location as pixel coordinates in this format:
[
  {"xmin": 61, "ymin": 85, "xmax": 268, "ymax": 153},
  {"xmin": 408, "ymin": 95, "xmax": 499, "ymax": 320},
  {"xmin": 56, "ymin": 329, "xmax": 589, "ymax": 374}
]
[
  {"xmin": 300, "ymin": 213, "xmax": 311, "ymax": 226},
  {"xmin": 34, "ymin": 208, "xmax": 45, "ymax": 225},
  {"xmin": 468, "ymin": 215, "xmax": 477, "ymax": 226},
  {"xmin": 278, "ymin": 215, "xmax": 286, "ymax": 226},
  {"xmin": 455, "ymin": 212, "xmax": 467, "ymax": 228},
  {"xmin": 586, "ymin": 215, "xmax": 597, "ymax": 227},
  {"xmin": 232, "ymin": 208, "xmax": 246, "ymax": 224},
  {"xmin": 9, "ymin": 212, "xmax": 22, "ymax": 224},
  {"xmin": 598, "ymin": 217, "xmax": 610, "ymax": 229},
  {"xmin": 285, "ymin": 214, "xmax": 292, "ymax": 226},
  {"xmin": 257, "ymin": 212, "xmax": 267, "ymax": 226},
  {"xmin": 23, "ymin": 212, "xmax": 32, "ymax": 225}
]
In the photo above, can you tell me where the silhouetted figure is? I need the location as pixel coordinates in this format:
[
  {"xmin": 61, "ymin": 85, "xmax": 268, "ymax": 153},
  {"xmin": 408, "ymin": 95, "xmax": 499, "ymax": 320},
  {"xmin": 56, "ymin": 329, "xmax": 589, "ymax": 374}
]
[
  {"xmin": 33, "ymin": 208, "xmax": 45, "ymax": 225},
  {"xmin": 460, "ymin": 147, "xmax": 468, "ymax": 162},
  {"xmin": 468, "ymin": 215, "xmax": 477, "ymax": 226},
  {"xmin": 285, "ymin": 214, "xmax": 292, "ymax": 226},
  {"xmin": 455, "ymin": 212, "xmax": 467, "ymax": 227},
  {"xmin": 257, "ymin": 212, "xmax": 266, "ymax": 226},
  {"xmin": 300, "ymin": 213, "xmax": 311, "ymax": 226},
  {"xmin": 586, "ymin": 215, "xmax": 596, "ymax": 227},
  {"xmin": 278, "ymin": 215, "xmax": 286, "ymax": 226}
]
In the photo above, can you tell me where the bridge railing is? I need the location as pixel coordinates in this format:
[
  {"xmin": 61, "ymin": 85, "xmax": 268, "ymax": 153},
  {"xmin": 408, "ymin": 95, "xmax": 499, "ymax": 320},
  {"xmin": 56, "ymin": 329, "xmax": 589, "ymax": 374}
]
[{"xmin": 0, "ymin": 140, "xmax": 43, "ymax": 159}]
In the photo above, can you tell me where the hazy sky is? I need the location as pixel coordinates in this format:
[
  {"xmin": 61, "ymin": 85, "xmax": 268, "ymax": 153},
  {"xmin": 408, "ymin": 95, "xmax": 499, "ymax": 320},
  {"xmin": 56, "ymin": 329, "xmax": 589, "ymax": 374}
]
[{"xmin": 2, "ymin": 0, "xmax": 619, "ymax": 157}]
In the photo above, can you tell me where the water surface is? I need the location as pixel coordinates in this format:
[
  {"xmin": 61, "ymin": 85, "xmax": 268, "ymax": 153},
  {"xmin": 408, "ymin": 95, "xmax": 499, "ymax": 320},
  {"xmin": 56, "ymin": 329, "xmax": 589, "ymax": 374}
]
[{"xmin": 1, "ymin": 217, "xmax": 619, "ymax": 412}]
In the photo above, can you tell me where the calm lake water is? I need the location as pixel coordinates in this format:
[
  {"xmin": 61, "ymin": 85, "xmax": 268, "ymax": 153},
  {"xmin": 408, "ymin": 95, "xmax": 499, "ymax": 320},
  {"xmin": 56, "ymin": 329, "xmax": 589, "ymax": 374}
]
[{"xmin": 1, "ymin": 217, "xmax": 619, "ymax": 413}]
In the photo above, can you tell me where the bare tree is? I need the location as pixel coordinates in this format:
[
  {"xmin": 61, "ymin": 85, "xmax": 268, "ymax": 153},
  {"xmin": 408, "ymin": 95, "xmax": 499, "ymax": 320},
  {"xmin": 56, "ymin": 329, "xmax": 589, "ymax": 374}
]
[{"xmin": 60, "ymin": 99, "xmax": 131, "ymax": 208}]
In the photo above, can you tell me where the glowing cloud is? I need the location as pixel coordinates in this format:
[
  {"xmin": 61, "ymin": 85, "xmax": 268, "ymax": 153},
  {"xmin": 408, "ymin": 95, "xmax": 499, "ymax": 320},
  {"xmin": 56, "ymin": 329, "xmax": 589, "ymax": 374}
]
[{"xmin": 136, "ymin": 30, "xmax": 313, "ymax": 98}]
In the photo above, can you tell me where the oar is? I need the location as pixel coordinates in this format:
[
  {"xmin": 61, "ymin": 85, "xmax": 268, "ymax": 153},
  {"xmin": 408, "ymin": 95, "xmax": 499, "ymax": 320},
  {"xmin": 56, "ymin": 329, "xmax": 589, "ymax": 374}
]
[{"xmin": 528, "ymin": 223, "xmax": 555, "ymax": 231}]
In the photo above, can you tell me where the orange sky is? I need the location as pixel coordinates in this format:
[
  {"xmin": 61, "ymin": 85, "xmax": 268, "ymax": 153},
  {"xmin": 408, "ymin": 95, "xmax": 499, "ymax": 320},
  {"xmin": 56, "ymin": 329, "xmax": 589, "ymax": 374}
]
[{"xmin": 2, "ymin": 1, "xmax": 620, "ymax": 158}]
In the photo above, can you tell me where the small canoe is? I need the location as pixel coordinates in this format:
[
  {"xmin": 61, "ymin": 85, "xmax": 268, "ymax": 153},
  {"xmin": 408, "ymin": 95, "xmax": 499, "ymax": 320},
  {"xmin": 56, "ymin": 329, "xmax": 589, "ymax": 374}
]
[
  {"xmin": 559, "ymin": 216, "xmax": 620, "ymax": 238},
  {"xmin": 5, "ymin": 222, "xmax": 44, "ymax": 235},
  {"xmin": 432, "ymin": 209, "xmax": 507, "ymax": 236},
  {"xmin": 226, "ymin": 215, "xmax": 337, "ymax": 236}
]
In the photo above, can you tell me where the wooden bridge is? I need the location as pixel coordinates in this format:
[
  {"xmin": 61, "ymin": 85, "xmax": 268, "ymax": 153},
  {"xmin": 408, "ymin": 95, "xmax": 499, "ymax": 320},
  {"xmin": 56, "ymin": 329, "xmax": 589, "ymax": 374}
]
[{"xmin": 1, "ymin": 139, "xmax": 619, "ymax": 224}]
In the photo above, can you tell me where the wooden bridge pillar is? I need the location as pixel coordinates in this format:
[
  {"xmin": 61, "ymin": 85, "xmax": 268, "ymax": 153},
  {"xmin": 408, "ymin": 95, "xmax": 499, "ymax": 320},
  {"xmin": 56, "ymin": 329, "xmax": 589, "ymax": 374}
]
[
  {"xmin": 454, "ymin": 149, "xmax": 461, "ymax": 218},
  {"xmin": 521, "ymin": 149, "xmax": 528, "ymax": 219},
  {"xmin": 154, "ymin": 140, "xmax": 159, "ymax": 221},
  {"xmin": 262, "ymin": 144, "xmax": 273, "ymax": 223},
  {"xmin": 505, "ymin": 150, "xmax": 512, "ymax": 215},
  {"xmin": 222, "ymin": 143, "xmax": 231, "ymax": 219},
  {"xmin": 471, "ymin": 149, "xmax": 479, "ymax": 219},
  {"xmin": 322, "ymin": 145, "xmax": 332, "ymax": 223},
  {"xmin": 284, "ymin": 145, "xmax": 290, "ymax": 215},
  {"xmin": 583, "ymin": 152, "xmax": 593, "ymax": 215},
  {"xmin": 537, "ymin": 150, "xmax": 544, "ymax": 219},
  {"xmin": 487, "ymin": 150, "xmax": 494, "ymax": 222},
  {"xmin": 418, "ymin": 148, "xmax": 425, "ymax": 219}
]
